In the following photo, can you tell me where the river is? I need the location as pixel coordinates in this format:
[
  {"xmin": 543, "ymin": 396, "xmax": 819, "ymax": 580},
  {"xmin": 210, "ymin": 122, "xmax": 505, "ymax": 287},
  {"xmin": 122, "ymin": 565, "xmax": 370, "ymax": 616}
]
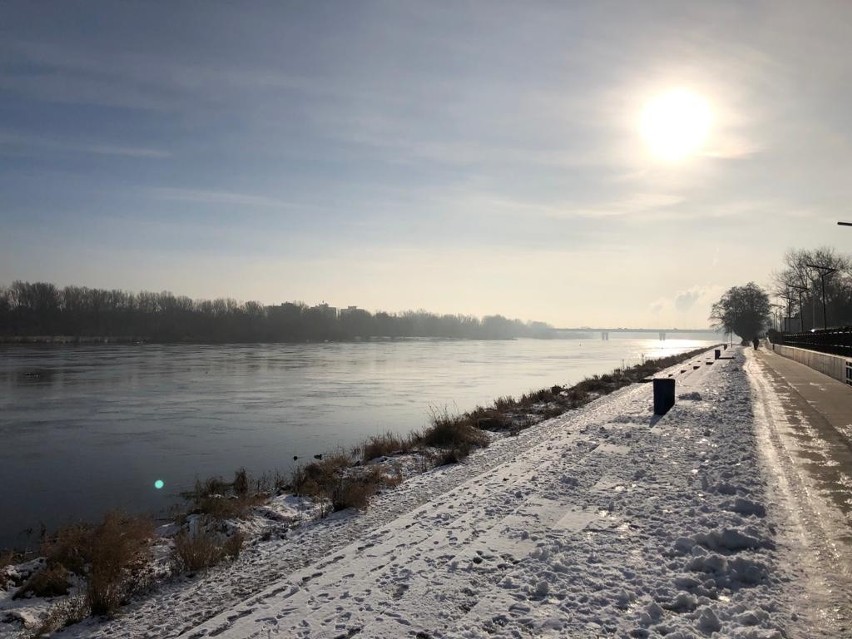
[{"xmin": 0, "ymin": 333, "xmax": 721, "ymax": 549}]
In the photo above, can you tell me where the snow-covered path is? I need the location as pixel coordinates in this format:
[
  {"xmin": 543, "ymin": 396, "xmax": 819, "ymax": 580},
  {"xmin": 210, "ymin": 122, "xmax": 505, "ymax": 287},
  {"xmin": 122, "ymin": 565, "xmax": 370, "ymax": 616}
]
[
  {"xmin": 747, "ymin": 351, "xmax": 852, "ymax": 635},
  {"xmin": 59, "ymin": 346, "xmax": 848, "ymax": 638}
]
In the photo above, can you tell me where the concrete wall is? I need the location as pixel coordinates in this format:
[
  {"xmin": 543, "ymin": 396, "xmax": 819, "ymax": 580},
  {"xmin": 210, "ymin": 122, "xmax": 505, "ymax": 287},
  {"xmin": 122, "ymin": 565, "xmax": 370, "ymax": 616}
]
[{"xmin": 770, "ymin": 343, "xmax": 852, "ymax": 386}]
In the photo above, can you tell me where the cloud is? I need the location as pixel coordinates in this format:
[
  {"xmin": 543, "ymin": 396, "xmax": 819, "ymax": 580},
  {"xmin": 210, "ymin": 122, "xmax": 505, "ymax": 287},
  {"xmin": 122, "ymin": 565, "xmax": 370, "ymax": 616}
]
[
  {"xmin": 574, "ymin": 192, "xmax": 687, "ymax": 219},
  {"xmin": 649, "ymin": 285, "xmax": 727, "ymax": 326},
  {"xmin": 149, "ymin": 188, "xmax": 293, "ymax": 208},
  {"xmin": 83, "ymin": 145, "xmax": 170, "ymax": 158},
  {"xmin": 703, "ymin": 136, "xmax": 761, "ymax": 160},
  {"xmin": 0, "ymin": 130, "xmax": 170, "ymax": 159},
  {"xmin": 674, "ymin": 289, "xmax": 701, "ymax": 312}
]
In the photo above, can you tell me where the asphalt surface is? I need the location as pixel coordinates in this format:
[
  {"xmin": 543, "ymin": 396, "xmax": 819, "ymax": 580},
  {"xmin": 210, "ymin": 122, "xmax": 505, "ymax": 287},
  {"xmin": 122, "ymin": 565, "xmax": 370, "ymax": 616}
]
[{"xmin": 755, "ymin": 346, "xmax": 852, "ymax": 543}]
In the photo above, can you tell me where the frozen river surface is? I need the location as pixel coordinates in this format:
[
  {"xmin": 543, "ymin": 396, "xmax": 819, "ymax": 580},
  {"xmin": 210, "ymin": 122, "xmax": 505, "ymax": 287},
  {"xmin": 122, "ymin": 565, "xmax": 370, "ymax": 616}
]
[{"xmin": 0, "ymin": 334, "xmax": 719, "ymax": 548}]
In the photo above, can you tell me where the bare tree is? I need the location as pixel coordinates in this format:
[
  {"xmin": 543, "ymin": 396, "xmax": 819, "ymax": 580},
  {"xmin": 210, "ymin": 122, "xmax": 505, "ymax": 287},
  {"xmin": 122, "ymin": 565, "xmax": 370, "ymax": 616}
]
[{"xmin": 772, "ymin": 247, "xmax": 852, "ymax": 330}]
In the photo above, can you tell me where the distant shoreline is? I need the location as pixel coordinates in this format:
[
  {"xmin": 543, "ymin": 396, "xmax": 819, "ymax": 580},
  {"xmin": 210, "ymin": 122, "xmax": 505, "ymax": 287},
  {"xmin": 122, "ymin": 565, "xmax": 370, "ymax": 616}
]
[
  {"xmin": 0, "ymin": 331, "xmax": 722, "ymax": 346},
  {"xmin": 0, "ymin": 334, "xmax": 582, "ymax": 345}
]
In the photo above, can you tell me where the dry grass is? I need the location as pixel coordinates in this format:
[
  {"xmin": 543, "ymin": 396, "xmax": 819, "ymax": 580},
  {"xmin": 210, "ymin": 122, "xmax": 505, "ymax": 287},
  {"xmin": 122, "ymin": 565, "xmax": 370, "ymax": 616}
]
[
  {"xmin": 222, "ymin": 530, "xmax": 245, "ymax": 559},
  {"xmin": 41, "ymin": 522, "xmax": 91, "ymax": 575},
  {"xmin": 493, "ymin": 395, "xmax": 516, "ymax": 411},
  {"xmin": 22, "ymin": 595, "xmax": 89, "ymax": 639},
  {"xmin": 333, "ymin": 466, "xmax": 403, "ymax": 511},
  {"xmin": 172, "ymin": 529, "xmax": 244, "ymax": 573},
  {"xmin": 0, "ymin": 549, "xmax": 17, "ymax": 590},
  {"xmin": 361, "ymin": 431, "xmax": 416, "ymax": 462},
  {"xmin": 290, "ymin": 454, "xmax": 403, "ymax": 513},
  {"xmin": 13, "ymin": 563, "xmax": 71, "ymax": 599},
  {"xmin": 417, "ymin": 407, "xmax": 489, "ymax": 461},
  {"xmin": 172, "ymin": 530, "xmax": 223, "ymax": 573},
  {"xmin": 233, "ymin": 467, "xmax": 249, "ymax": 496},
  {"xmin": 0, "ymin": 549, "xmax": 15, "ymax": 568},
  {"xmin": 187, "ymin": 469, "xmax": 268, "ymax": 521},
  {"xmin": 290, "ymin": 453, "xmax": 351, "ymax": 499},
  {"xmin": 86, "ymin": 512, "xmax": 154, "ymax": 616},
  {"xmin": 17, "ymin": 512, "xmax": 154, "ymax": 623}
]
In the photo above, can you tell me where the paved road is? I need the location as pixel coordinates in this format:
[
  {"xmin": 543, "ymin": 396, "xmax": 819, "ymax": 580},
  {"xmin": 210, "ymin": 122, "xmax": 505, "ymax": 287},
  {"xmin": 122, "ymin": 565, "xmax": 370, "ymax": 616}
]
[
  {"xmin": 756, "ymin": 346, "xmax": 852, "ymax": 539},
  {"xmin": 749, "ymin": 347, "xmax": 852, "ymax": 634}
]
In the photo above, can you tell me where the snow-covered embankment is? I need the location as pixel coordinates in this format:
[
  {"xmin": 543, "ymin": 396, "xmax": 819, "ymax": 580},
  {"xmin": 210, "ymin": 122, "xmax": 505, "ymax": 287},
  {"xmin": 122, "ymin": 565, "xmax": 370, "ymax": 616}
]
[{"xmin": 155, "ymin": 346, "xmax": 799, "ymax": 638}]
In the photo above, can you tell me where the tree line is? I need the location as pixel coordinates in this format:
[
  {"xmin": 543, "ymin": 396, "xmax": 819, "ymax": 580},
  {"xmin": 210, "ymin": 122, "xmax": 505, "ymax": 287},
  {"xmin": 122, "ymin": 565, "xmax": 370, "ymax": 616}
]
[
  {"xmin": 771, "ymin": 246, "xmax": 852, "ymax": 331},
  {"xmin": 0, "ymin": 281, "xmax": 555, "ymax": 342},
  {"xmin": 710, "ymin": 245, "xmax": 852, "ymax": 342}
]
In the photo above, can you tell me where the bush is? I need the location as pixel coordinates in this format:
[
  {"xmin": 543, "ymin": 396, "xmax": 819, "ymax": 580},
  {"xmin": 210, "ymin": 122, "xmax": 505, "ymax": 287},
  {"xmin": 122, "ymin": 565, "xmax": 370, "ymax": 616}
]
[
  {"xmin": 23, "ymin": 595, "xmax": 89, "ymax": 639},
  {"xmin": 222, "ymin": 530, "xmax": 244, "ymax": 560},
  {"xmin": 332, "ymin": 479, "xmax": 375, "ymax": 511},
  {"xmin": 41, "ymin": 523, "xmax": 91, "ymax": 575},
  {"xmin": 233, "ymin": 467, "xmax": 249, "ymax": 497},
  {"xmin": 172, "ymin": 529, "xmax": 222, "ymax": 573},
  {"xmin": 418, "ymin": 408, "xmax": 489, "ymax": 457},
  {"xmin": 361, "ymin": 432, "xmax": 414, "ymax": 462},
  {"xmin": 290, "ymin": 454, "xmax": 404, "ymax": 513},
  {"xmin": 0, "ymin": 550, "xmax": 16, "ymax": 590},
  {"xmin": 86, "ymin": 512, "xmax": 154, "ymax": 616},
  {"xmin": 433, "ymin": 443, "xmax": 473, "ymax": 466},
  {"xmin": 290, "ymin": 454, "xmax": 351, "ymax": 499},
  {"xmin": 29, "ymin": 512, "xmax": 153, "ymax": 618},
  {"xmin": 172, "ymin": 528, "xmax": 244, "ymax": 573},
  {"xmin": 188, "ymin": 470, "xmax": 266, "ymax": 520},
  {"xmin": 14, "ymin": 563, "xmax": 71, "ymax": 599}
]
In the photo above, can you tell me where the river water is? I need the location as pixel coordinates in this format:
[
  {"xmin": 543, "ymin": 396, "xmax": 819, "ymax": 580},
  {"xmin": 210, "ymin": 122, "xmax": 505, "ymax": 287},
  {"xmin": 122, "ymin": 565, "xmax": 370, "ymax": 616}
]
[{"xmin": 0, "ymin": 333, "xmax": 721, "ymax": 549}]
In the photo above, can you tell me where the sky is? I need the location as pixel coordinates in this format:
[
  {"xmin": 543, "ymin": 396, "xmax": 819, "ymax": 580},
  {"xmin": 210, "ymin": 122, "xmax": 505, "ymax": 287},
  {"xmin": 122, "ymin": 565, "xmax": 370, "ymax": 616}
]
[{"xmin": 1, "ymin": 1, "xmax": 851, "ymax": 329}]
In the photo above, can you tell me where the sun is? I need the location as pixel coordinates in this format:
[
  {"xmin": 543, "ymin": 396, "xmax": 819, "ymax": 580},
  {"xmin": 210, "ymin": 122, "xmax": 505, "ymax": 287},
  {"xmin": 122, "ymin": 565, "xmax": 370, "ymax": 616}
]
[{"xmin": 640, "ymin": 89, "xmax": 712, "ymax": 161}]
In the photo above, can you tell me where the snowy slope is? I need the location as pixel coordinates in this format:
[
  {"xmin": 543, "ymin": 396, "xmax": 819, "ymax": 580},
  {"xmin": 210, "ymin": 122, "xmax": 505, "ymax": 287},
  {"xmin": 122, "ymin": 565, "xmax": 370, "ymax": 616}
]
[{"xmin": 47, "ymin": 346, "xmax": 819, "ymax": 639}]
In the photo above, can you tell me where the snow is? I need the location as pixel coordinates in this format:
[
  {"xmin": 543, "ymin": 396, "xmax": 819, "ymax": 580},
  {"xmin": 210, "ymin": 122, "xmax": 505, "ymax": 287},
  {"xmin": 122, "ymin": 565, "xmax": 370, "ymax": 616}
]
[{"xmin": 1, "ymin": 346, "xmax": 844, "ymax": 637}]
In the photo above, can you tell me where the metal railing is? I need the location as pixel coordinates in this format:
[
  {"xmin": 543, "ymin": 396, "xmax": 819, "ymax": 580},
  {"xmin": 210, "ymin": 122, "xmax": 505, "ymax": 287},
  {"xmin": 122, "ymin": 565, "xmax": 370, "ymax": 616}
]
[{"xmin": 771, "ymin": 326, "xmax": 852, "ymax": 357}]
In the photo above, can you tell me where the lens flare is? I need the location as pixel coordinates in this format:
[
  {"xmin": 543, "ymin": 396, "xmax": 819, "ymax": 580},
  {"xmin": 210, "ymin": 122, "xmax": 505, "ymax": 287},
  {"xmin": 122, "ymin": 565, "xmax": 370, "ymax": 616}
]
[{"xmin": 154, "ymin": 479, "xmax": 165, "ymax": 490}]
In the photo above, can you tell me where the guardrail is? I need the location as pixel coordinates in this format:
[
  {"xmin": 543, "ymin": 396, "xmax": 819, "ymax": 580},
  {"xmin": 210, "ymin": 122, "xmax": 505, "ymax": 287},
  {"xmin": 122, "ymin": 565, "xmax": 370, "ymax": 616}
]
[{"xmin": 769, "ymin": 327, "xmax": 852, "ymax": 357}]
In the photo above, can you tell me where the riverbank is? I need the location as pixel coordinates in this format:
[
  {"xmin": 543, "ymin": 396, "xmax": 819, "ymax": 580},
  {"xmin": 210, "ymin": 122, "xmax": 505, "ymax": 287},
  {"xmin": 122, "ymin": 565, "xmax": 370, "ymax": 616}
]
[
  {"xmin": 0, "ymin": 338, "xmax": 722, "ymax": 550},
  {"xmin": 8, "ymin": 343, "xmax": 827, "ymax": 638},
  {"xmin": 140, "ymin": 345, "xmax": 852, "ymax": 637},
  {"xmin": 0, "ymin": 347, "xmax": 720, "ymax": 636}
]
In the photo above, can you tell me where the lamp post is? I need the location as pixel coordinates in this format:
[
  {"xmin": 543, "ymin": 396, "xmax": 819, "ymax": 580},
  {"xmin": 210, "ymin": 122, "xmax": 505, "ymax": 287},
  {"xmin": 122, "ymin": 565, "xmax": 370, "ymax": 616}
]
[
  {"xmin": 789, "ymin": 284, "xmax": 807, "ymax": 333},
  {"xmin": 779, "ymin": 292, "xmax": 794, "ymax": 333},
  {"xmin": 805, "ymin": 263, "xmax": 838, "ymax": 330},
  {"xmin": 770, "ymin": 303, "xmax": 783, "ymax": 332}
]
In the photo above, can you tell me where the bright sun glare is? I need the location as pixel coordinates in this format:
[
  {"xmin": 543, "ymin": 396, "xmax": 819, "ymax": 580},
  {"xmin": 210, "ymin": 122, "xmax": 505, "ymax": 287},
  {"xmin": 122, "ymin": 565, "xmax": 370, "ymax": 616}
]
[{"xmin": 640, "ymin": 89, "xmax": 712, "ymax": 161}]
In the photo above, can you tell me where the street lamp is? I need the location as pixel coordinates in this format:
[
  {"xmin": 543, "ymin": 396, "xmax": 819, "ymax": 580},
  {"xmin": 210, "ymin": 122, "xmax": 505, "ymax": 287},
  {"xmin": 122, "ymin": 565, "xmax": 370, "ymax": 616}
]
[
  {"xmin": 789, "ymin": 284, "xmax": 807, "ymax": 333},
  {"xmin": 770, "ymin": 303, "xmax": 783, "ymax": 332},
  {"xmin": 779, "ymin": 292, "xmax": 794, "ymax": 333}
]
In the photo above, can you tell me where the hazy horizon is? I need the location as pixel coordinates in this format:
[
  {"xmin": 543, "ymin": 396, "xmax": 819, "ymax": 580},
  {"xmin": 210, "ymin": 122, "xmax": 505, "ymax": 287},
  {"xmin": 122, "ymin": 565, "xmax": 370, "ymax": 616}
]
[
  {"xmin": 1, "ymin": 278, "xmax": 724, "ymax": 331},
  {"xmin": 2, "ymin": 2, "xmax": 850, "ymax": 327}
]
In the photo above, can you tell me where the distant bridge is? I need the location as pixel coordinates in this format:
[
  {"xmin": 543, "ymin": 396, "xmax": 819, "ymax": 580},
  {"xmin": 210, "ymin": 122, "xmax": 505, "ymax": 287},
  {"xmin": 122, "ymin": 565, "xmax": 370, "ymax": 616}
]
[{"xmin": 554, "ymin": 328, "xmax": 720, "ymax": 341}]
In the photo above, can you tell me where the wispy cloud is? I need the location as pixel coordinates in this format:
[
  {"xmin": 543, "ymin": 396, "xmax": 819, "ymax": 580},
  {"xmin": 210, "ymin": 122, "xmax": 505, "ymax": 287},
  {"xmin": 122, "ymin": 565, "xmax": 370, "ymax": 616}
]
[
  {"xmin": 84, "ymin": 145, "xmax": 170, "ymax": 158},
  {"xmin": 0, "ymin": 130, "xmax": 170, "ymax": 159},
  {"xmin": 149, "ymin": 188, "xmax": 293, "ymax": 208}
]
